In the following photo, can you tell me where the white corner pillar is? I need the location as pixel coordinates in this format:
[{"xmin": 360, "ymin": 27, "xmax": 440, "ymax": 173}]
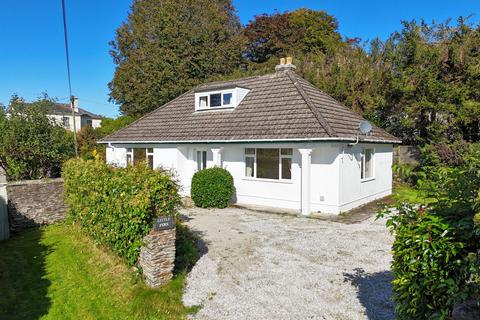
[
  {"xmin": 211, "ymin": 147, "xmax": 223, "ymax": 167},
  {"xmin": 298, "ymin": 148, "xmax": 313, "ymax": 215}
]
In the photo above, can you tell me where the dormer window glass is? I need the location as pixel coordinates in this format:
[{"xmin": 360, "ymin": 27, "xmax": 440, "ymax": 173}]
[
  {"xmin": 195, "ymin": 87, "xmax": 250, "ymax": 111},
  {"xmin": 223, "ymin": 93, "xmax": 232, "ymax": 105},
  {"xmin": 210, "ymin": 93, "xmax": 222, "ymax": 107},
  {"xmin": 199, "ymin": 96, "xmax": 208, "ymax": 108}
]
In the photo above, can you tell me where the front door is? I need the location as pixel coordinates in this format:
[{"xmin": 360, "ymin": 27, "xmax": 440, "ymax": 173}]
[{"xmin": 196, "ymin": 150, "xmax": 207, "ymax": 171}]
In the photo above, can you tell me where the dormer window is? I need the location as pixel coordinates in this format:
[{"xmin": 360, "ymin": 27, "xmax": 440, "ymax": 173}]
[
  {"xmin": 199, "ymin": 96, "xmax": 208, "ymax": 108},
  {"xmin": 210, "ymin": 93, "xmax": 222, "ymax": 107},
  {"xmin": 195, "ymin": 87, "xmax": 249, "ymax": 111}
]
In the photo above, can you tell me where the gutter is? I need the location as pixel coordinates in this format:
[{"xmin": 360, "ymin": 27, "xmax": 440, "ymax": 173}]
[{"xmin": 98, "ymin": 137, "xmax": 402, "ymax": 145}]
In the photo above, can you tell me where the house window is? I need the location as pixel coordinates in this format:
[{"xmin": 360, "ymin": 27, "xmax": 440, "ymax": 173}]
[
  {"xmin": 280, "ymin": 148, "xmax": 292, "ymax": 179},
  {"xmin": 147, "ymin": 148, "xmax": 154, "ymax": 169},
  {"xmin": 86, "ymin": 119, "xmax": 93, "ymax": 127},
  {"xmin": 199, "ymin": 96, "xmax": 208, "ymax": 108},
  {"xmin": 361, "ymin": 148, "xmax": 374, "ymax": 180},
  {"xmin": 62, "ymin": 116, "xmax": 70, "ymax": 128},
  {"xmin": 244, "ymin": 148, "xmax": 292, "ymax": 180},
  {"xmin": 223, "ymin": 93, "xmax": 232, "ymax": 105},
  {"xmin": 126, "ymin": 148, "xmax": 133, "ymax": 165},
  {"xmin": 196, "ymin": 150, "xmax": 207, "ymax": 171},
  {"xmin": 210, "ymin": 93, "xmax": 222, "ymax": 107},
  {"xmin": 126, "ymin": 148, "xmax": 154, "ymax": 169},
  {"xmin": 198, "ymin": 92, "xmax": 234, "ymax": 109},
  {"xmin": 245, "ymin": 148, "xmax": 255, "ymax": 177}
]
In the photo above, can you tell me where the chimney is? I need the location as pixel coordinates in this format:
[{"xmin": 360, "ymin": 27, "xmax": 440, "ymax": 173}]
[
  {"xmin": 275, "ymin": 56, "xmax": 296, "ymax": 72},
  {"xmin": 71, "ymin": 96, "xmax": 79, "ymax": 112}
]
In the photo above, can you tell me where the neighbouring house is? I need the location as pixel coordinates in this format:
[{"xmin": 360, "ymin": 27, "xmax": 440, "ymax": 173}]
[
  {"xmin": 100, "ymin": 58, "xmax": 401, "ymax": 215},
  {"xmin": 47, "ymin": 98, "xmax": 103, "ymax": 132}
]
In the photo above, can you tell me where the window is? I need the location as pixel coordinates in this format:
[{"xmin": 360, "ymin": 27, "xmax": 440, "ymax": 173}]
[
  {"xmin": 198, "ymin": 92, "xmax": 234, "ymax": 109},
  {"xmin": 223, "ymin": 93, "xmax": 232, "ymax": 105},
  {"xmin": 257, "ymin": 149, "xmax": 279, "ymax": 179},
  {"xmin": 210, "ymin": 93, "xmax": 222, "ymax": 107},
  {"xmin": 62, "ymin": 116, "xmax": 70, "ymax": 128},
  {"xmin": 361, "ymin": 148, "xmax": 374, "ymax": 180},
  {"xmin": 245, "ymin": 148, "xmax": 255, "ymax": 177},
  {"xmin": 147, "ymin": 148, "xmax": 154, "ymax": 169},
  {"xmin": 126, "ymin": 148, "xmax": 154, "ymax": 169},
  {"xmin": 280, "ymin": 148, "xmax": 292, "ymax": 179},
  {"xmin": 244, "ymin": 148, "xmax": 292, "ymax": 180},
  {"xmin": 86, "ymin": 119, "xmax": 93, "ymax": 127},
  {"xmin": 199, "ymin": 96, "xmax": 208, "ymax": 108},
  {"xmin": 196, "ymin": 150, "xmax": 207, "ymax": 171},
  {"xmin": 126, "ymin": 148, "xmax": 133, "ymax": 165}
]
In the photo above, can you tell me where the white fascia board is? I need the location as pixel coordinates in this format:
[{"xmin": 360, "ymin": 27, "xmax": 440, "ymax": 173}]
[{"xmin": 99, "ymin": 137, "xmax": 402, "ymax": 145}]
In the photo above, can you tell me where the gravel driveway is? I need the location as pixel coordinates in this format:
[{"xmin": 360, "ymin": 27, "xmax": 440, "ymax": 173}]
[{"xmin": 182, "ymin": 207, "xmax": 395, "ymax": 320}]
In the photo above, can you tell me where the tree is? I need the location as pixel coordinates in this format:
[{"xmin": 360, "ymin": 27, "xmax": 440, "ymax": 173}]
[
  {"xmin": 243, "ymin": 9, "xmax": 342, "ymax": 63},
  {"xmin": 0, "ymin": 95, "xmax": 75, "ymax": 180},
  {"xmin": 109, "ymin": 0, "xmax": 245, "ymax": 117},
  {"xmin": 370, "ymin": 18, "xmax": 480, "ymax": 144}
]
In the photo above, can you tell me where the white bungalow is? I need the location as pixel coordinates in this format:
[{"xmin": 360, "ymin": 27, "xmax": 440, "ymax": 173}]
[{"xmin": 100, "ymin": 59, "xmax": 401, "ymax": 215}]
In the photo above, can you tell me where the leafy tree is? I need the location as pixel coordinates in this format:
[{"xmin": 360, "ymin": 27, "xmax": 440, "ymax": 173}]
[
  {"xmin": 109, "ymin": 0, "xmax": 245, "ymax": 117},
  {"xmin": 370, "ymin": 18, "xmax": 480, "ymax": 144},
  {"xmin": 77, "ymin": 125, "xmax": 103, "ymax": 160},
  {"xmin": 0, "ymin": 95, "xmax": 75, "ymax": 180},
  {"xmin": 98, "ymin": 115, "xmax": 136, "ymax": 136},
  {"xmin": 243, "ymin": 9, "xmax": 342, "ymax": 63}
]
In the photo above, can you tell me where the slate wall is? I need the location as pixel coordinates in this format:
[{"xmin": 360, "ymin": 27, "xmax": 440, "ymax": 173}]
[{"xmin": 7, "ymin": 178, "xmax": 67, "ymax": 233}]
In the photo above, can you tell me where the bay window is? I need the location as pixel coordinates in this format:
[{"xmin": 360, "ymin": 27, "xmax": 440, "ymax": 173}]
[{"xmin": 244, "ymin": 148, "xmax": 292, "ymax": 180}]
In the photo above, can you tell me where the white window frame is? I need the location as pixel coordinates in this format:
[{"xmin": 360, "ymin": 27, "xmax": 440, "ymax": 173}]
[
  {"xmin": 126, "ymin": 148, "xmax": 133, "ymax": 165},
  {"xmin": 197, "ymin": 90, "xmax": 234, "ymax": 110},
  {"xmin": 196, "ymin": 149, "xmax": 207, "ymax": 172},
  {"xmin": 126, "ymin": 147, "xmax": 154, "ymax": 168},
  {"xmin": 360, "ymin": 147, "xmax": 375, "ymax": 181},
  {"xmin": 244, "ymin": 148, "xmax": 293, "ymax": 181},
  {"xmin": 146, "ymin": 148, "xmax": 154, "ymax": 169},
  {"xmin": 62, "ymin": 116, "xmax": 70, "ymax": 128}
]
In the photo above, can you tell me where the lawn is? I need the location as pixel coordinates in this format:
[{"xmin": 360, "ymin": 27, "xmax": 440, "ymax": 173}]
[
  {"xmin": 392, "ymin": 184, "xmax": 433, "ymax": 204},
  {"xmin": 0, "ymin": 223, "xmax": 197, "ymax": 320}
]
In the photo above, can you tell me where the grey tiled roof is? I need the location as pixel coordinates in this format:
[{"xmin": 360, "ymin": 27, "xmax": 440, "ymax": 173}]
[
  {"xmin": 50, "ymin": 104, "xmax": 103, "ymax": 119},
  {"xmin": 101, "ymin": 70, "xmax": 400, "ymax": 143}
]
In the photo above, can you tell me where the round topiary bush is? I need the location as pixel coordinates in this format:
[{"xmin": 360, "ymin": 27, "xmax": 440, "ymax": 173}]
[{"xmin": 191, "ymin": 167, "xmax": 235, "ymax": 208}]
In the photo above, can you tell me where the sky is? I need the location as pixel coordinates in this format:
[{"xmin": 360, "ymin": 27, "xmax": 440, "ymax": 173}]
[{"xmin": 0, "ymin": 1, "xmax": 479, "ymax": 118}]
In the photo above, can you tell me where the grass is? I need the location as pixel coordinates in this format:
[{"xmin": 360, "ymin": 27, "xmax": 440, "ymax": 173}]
[
  {"xmin": 392, "ymin": 184, "xmax": 435, "ymax": 205},
  {"xmin": 0, "ymin": 223, "xmax": 198, "ymax": 320}
]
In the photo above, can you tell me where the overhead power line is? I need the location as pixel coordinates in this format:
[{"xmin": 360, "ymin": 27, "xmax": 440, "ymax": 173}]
[{"xmin": 61, "ymin": 0, "xmax": 78, "ymax": 156}]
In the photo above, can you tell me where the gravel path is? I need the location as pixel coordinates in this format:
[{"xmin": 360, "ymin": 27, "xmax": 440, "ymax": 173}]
[{"xmin": 182, "ymin": 207, "xmax": 395, "ymax": 320}]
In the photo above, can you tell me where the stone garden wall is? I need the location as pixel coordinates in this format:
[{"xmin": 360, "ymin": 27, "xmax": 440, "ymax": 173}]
[
  {"xmin": 7, "ymin": 178, "xmax": 67, "ymax": 233},
  {"xmin": 139, "ymin": 222, "xmax": 176, "ymax": 288},
  {"xmin": 393, "ymin": 145, "xmax": 421, "ymax": 165}
]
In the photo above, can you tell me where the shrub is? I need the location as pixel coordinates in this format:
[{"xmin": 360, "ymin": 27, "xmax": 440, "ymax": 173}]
[
  {"xmin": 0, "ymin": 96, "xmax": 74, "ymax": 180},
  {"xmin": 379, "ymin": 205, "xmax": 466, "ymax": 319},
  {"xmin": 191, "ymin": 167, "xmax": 235, "ymax": 208},
  {"xmin": 380, "ymin": 142, "xmax": 480, "ymax": 318},
  {"xmin": 63, "ymin": 159, "xmax": 180, "ymax": 266}
]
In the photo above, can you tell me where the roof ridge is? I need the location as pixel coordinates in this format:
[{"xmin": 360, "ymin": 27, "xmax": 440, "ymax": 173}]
[{"xmin": 285, "ymin": 71, "xmax": 336, "ymax": 137}]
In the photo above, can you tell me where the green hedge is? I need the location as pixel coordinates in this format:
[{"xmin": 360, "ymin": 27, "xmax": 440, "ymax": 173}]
[
  {"xmin": 190, "ymin": 167, "xmax": 235, "ymax": 208},
  {"xmin": 63, "ymin": 159, "xmax": 180, "ymax": 266}
]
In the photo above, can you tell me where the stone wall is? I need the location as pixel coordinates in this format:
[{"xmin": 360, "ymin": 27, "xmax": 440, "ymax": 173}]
[
  {"xmin": 393, "ymin": 145, "xmax": 421, "ymax": 165},
  {"xmin": 7, "ymin": 178, "xmax": 67, "ymax": 233},
  {"xmin": 139, "ymin": 226, "xmax": 176, "ymax": 288}
]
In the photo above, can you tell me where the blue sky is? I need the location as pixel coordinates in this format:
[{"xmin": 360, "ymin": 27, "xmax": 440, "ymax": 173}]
[{"xmin": 1, "ymin": 0, "xmax": 479, "ymax": 118}]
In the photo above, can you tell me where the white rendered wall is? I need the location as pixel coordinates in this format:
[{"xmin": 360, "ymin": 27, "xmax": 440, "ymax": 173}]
[
  {"xmin": 105, "ymin": 142, "xmax": 394, "ymax": 215},
  {"xmin": 338, "ymin": 143, "xmax": 393, "ymax": 212}
]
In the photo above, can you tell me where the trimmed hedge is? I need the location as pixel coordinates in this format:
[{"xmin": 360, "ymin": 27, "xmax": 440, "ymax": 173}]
[
  {"xmin": 191, "ymin": 167, "xmax": 235, "ymax": 208},
  {"xmin": 62, "ymin": 159, "xmax": 180, "ymax": 266}
]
